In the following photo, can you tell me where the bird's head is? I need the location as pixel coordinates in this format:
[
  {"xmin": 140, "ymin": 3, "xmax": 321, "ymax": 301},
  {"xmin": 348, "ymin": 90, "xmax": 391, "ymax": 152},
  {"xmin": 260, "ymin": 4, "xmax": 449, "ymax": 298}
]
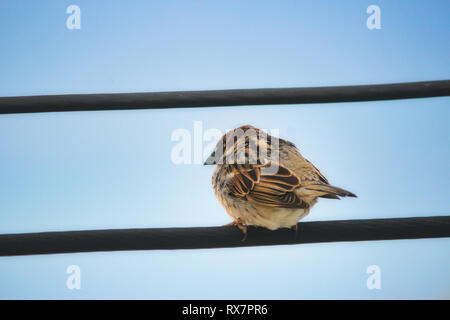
[{"xmin": 204, "ymin": 125, "xmax": 268, "ymax": 165}]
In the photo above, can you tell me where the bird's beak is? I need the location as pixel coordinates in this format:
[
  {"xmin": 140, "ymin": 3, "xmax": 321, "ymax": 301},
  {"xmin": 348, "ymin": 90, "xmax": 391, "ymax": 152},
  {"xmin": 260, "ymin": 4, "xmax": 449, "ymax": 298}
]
[{"xmin": 204, "ymin": 153, "xmax": 217, "ymax": 165}]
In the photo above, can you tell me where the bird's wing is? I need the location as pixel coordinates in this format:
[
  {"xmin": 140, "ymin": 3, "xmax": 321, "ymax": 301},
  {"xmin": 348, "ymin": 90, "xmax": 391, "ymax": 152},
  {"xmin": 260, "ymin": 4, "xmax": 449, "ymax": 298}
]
[
  {"xmin": 225, "ymin": 163, "xmax": 261, "ymax": 197},
  {"xmin": 225, "ymin": 162, "xmax": 309, "ymax": 209}
]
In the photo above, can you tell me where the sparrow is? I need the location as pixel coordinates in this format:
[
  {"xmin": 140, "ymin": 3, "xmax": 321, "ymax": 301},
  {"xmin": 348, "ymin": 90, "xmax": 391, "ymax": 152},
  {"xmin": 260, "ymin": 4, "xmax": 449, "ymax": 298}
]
[{"xmin": 204, "ymin": 125, "xmax": 356, "ymax": 240}]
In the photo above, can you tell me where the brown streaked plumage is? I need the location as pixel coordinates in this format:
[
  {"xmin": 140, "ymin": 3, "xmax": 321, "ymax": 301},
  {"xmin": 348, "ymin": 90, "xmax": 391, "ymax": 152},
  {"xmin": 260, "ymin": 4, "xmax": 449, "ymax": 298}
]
[{"xmin": 204, "ymin": 125, "xmax": 356, "ymax": 239}]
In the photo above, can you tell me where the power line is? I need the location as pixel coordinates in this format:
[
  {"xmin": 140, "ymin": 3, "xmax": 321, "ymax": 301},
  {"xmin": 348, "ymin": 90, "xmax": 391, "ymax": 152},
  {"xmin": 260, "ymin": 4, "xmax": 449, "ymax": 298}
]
[
  {"xmin": 1, "ymin": 82, "xmax": 449, "ymax": 257},
  {"xmin": 0, "ymin": 216, "xmax": 449, "ymax": 256},
  {"xmin": 0, "ymin": 80, "xmax": 449, "ymax": 114}
]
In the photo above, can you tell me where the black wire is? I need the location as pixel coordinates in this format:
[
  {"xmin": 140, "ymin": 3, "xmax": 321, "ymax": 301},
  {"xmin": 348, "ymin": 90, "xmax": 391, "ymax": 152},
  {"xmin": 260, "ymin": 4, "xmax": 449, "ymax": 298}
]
[
  {"xmin": 0, "ymin": 80, "xmax": 449, "ymax": 114},
  {"xmin": 0, "ymin": 216, "xmax": 449, "ymax": 256}
]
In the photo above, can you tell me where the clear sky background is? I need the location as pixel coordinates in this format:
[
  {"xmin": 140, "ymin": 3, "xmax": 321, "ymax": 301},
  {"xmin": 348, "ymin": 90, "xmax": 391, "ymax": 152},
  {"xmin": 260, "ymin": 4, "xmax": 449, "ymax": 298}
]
[{"xmin": 0, "ymin": 1, "xmax": 449, "ymax": 299}]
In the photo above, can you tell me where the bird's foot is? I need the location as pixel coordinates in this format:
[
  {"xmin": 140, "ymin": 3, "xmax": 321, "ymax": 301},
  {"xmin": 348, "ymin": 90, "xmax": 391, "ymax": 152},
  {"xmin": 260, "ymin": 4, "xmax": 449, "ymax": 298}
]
[
  {"xmin": 224, "ymin": 218, "xmax": 248, "ymax": 241},
  {"xmin": 223, "ymin": 221, "xmax": 238, "ymax": 227},
  {"xmin": 291, "ymin": 224, "xmax": 299, "ymax": 239}
]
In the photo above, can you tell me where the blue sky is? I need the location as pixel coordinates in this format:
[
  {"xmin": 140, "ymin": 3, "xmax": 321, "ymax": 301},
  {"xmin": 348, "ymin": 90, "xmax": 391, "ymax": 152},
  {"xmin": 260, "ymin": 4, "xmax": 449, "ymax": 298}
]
[{"xmin": 0, "ymin": 1, "xmax": 449, "ymax": 299}]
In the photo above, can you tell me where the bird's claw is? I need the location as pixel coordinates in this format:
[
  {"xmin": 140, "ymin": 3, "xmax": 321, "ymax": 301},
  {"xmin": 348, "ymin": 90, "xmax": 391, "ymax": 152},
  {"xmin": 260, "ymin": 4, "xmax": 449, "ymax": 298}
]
[
  {"xmin": 224, "ymin": 219, "xmax": 248, "ymax": 241},
  {"xmin": 291, "ymin": 224, "xmax": 299, "ymax": 239}
]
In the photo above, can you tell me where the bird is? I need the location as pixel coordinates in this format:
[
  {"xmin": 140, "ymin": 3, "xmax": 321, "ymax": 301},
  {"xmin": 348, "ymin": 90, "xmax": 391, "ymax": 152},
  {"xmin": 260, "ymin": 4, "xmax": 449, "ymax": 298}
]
[{"xmin": 204, "ymin": 125, "xmax": 356, "ymax": 240}]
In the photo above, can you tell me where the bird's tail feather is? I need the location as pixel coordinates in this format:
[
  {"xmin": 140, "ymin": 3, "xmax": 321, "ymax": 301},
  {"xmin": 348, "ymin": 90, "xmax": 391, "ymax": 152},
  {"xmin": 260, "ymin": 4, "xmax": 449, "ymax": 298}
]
[{"xmin": 304, "ymin": 184, "xmax": 357, "ymax": 199}]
